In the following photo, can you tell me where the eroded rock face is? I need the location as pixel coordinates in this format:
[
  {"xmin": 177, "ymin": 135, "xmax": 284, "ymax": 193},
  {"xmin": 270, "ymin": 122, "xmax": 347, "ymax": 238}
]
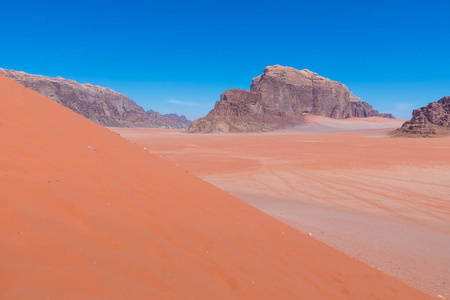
[
  {"xmin": 390, "ymin": 97, "xmax": 450, "ymax": 137},
  {"xmin": 379, "ymin": 113, "xmax": 395, "ymax": 119},
  {"xmin": 351, "ymin": 101, "xmax": 381, "ymax": 118},
  {"xmin": 251, "ymin": 66, "xmax": 353, "ymax": 118},
  {"xmin": 188, "ymin": 89, "xmax": 301, "ymax": 133},
  {"xmin": 188, "ymin": 65, "xmax": 393, "ymax": 133},
  {"xmin": 349, "ymin": 92, "xmax": 395, "ymax": 119},
  {"xmin": 0, "ymin": 68, "xmax": 191, "ymax": 128}
]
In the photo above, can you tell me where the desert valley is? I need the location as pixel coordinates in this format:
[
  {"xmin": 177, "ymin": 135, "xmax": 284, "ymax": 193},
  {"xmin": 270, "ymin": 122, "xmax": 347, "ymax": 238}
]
[
  {"xmin": 1, "ymin": 64, "xmax": 449, "ymax": 300},
  {"xmin": 3, "ymin": 1, "xmax": 449, "ymax": 298}
]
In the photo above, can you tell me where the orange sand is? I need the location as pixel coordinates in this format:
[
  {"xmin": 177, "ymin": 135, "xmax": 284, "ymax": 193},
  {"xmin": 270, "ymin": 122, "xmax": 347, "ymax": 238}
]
[
  {"xmin": 112, "ymin": 118, "xmax": 450, "ymax": 298},
  {"xmin": 0, "ymin": 74, "xmax": 437, "ymax": 299}
]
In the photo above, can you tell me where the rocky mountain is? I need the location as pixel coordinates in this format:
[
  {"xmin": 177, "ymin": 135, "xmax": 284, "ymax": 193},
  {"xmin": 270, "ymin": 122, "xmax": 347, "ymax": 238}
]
[
  {"xmin": 0, "ymin": 68, "xmax": 191, "ymax": 128},
  {"xmin": 188, "ymin": 65, "xmax": 394, "ymax": 133},
  {"xmin": 187, "ymin": 89, "xmax": 301, "ymax": 133},
  {"xmin": 390, "ymin": 96, "xmax": 450, "ymax": 137}
]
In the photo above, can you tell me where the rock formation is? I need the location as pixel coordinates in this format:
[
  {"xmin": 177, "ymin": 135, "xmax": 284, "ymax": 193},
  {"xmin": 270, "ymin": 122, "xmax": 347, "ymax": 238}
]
[
  {"xmin": 188, "ymin": 89, "xmax": 302, "ymax": 133},
  {"xmin": 390, "ymin": 96, "xmax": 450, "ymax": 137},
  {"xmin": 188, "ymin": 65, "xmax": 393, "ymax": 133},
  {"xmin": 0, "ymin": 68, "xmax": 191, "ymax": 128},
  {"xmin": 379, "ymin": 113, "xmax": 395, "ymax": 119}
]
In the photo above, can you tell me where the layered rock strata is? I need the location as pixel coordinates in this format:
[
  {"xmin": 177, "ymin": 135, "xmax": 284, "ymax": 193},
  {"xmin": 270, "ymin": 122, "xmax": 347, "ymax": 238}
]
[{"xmin": 0, "ymin": 68, "xmax": 191, "ymax": 128}]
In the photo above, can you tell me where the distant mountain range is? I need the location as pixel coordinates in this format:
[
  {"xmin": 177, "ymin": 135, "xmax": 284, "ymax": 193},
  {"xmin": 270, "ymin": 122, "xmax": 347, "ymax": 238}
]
[{"xmin": 0, "ymin": 68, "xmax": 191, "ymax": 128}]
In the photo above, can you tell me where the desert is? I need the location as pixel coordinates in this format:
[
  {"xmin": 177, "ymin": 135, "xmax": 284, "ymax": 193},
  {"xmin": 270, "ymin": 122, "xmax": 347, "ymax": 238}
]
[
  {"xmin": 2, "ymin": 1, "xmax": 449, "ymax": 298},
  {"xmin": 0, "ymin": 64, "xmax": 440, "ymax": 299},
  {"xmin": 113, "ymin": 115, "xmax": 450, "ymax": 298}
]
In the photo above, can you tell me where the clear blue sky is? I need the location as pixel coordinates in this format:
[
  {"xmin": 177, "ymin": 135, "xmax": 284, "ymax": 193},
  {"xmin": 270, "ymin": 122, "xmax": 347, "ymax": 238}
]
[{"xmin": 1, "ymin": 0, "xmax": 449, "ymax": 120}]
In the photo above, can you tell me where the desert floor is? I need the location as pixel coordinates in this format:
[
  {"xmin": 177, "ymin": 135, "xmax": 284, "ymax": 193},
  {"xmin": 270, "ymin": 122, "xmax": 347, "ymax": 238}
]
[{"xmin": 113, "ymin": 116, "xmax": 450, "ymax": 298}]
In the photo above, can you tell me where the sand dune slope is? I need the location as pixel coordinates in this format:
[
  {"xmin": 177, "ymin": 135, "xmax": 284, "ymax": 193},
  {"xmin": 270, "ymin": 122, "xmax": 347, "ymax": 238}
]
[{"xmin": 0, "ymin": 74, "xmax": 433, "ymax": 299}]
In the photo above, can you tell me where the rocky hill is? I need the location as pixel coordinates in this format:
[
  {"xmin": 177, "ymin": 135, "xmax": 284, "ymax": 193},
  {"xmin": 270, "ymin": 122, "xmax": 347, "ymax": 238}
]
[
  {"xmin": 390, "ymin": 96, "xmax": 450, "ymax": 137},
  {"xmin": 0, "ymin": 68, "xmax": 191, "ymax": 128},
  {"xmin": 187, "ymin": 89, "xmax": 301, "ymax": 133},
  {"xmin": 188, "ymin": 65, "xmax": 394, "ymax": 133}
]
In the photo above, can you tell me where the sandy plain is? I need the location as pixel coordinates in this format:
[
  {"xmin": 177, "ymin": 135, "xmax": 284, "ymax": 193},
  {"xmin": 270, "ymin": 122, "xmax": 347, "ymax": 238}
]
[{"xmin": 113, "ymin": 116, "xmax": 450, "ymax": 299}]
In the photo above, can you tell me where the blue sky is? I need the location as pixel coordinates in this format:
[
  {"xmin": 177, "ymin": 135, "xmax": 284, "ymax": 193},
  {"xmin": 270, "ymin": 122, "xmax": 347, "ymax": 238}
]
[{"xmin": 1, "ymin": 0, "xmax": 449, "ymax": 120}]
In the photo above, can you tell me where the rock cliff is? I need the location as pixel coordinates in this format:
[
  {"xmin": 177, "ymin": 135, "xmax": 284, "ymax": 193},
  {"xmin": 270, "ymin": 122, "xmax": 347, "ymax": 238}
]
[
  {"xmin": 188, "ymin": 65, "xmax": 393, "ymax": 133},
  {"xmin": 390, "ymin": 96, "xmax": 450, "ymax": 137},
  {"xmin": 0, "ymin": 68, "xmax": 191, "ymax": 128},
  {"xmin": 188, "ymin": 89, "xmax": 302, "ymax": 133}
]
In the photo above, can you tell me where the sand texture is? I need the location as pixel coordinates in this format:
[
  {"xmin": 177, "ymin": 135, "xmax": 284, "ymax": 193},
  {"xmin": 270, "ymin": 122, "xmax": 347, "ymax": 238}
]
[{"xmin": 113, "ymin": 116, "xmax": 450, "ymax": 298}]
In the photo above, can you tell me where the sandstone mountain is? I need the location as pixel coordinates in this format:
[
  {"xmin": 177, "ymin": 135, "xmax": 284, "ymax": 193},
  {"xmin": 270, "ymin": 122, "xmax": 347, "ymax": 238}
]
[
  {"xmin": 390, "ymin": 96, "xmax": 450, "ymax": 137},
  {"xmin": 0, "ymin": 68, "xmax": 191, "ymax": 128},
  {"xmin": 188, "ymin": 65, "xmax": 394, "ymax": 133}
]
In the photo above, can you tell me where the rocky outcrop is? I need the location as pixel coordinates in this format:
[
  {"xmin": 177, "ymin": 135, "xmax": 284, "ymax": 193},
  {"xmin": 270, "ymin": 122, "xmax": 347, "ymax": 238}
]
[
  {"xmin": 188, "ymin": 65, "xmax": 393, "ymax": 133},
  {"xmin": 163, "ymin": 113, "xmax": 192, "ymax": 126},
  {"xmin": 188, "ymin": 89, "xmax": 302, "ymax": 133},
  {"xmin": 250, "ymin": 66, "xmax": 352, "ymax": 119},
  {"xmin": 390, "ymin": 97, "xmax": 450, "ymax": 137},
  {"xmin": 0, "ymin": 68, "xmax": 191, "ymax": 128},
  {"xmin": 379, "ymin": 113, "xmax": 395, "ymax": 119},
  {"xmin": 349, "ymin": 92, "xmax": 395, "ymax": 118}
]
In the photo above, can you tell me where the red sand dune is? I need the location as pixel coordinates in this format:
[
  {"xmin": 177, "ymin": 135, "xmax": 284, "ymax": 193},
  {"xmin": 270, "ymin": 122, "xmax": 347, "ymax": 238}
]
[{"xmin": 0, "ymin": 74, "xmax": 435, "ymax": 299}]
